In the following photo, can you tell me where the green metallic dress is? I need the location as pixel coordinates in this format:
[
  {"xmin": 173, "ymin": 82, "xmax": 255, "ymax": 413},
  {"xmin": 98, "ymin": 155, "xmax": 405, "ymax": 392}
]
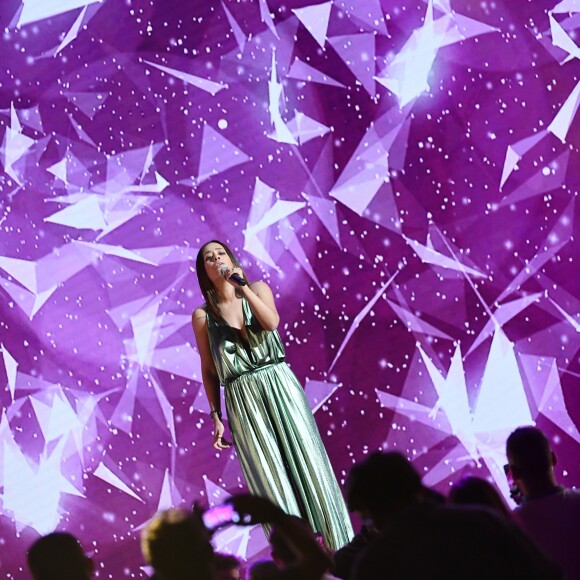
[{"xmin": 206, "ymin": 296, "xmax": 354, "ymax": 550}]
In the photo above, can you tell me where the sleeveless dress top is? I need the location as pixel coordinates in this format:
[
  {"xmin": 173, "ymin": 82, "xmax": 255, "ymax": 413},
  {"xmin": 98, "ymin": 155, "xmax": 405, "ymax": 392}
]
[
  {"xmin": 204, "ymin": 296, "xmax": 354, "ymax": 551},
  {"xmin": 206, "ymin": 295, "xmax": 285, "ymax": 385}
]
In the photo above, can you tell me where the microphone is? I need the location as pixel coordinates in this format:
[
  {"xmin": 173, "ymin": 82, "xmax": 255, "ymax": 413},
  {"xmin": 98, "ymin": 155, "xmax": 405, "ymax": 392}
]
[{"xmin": 220, "ymin": 265, "xmax": 247, "ymax": 286}]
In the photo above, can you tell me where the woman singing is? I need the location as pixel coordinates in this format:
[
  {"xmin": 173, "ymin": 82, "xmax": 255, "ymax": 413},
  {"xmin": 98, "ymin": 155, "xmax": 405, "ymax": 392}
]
[{"xmin": 192, "ymin": 240, "xmax": 353, "ymax": 550}]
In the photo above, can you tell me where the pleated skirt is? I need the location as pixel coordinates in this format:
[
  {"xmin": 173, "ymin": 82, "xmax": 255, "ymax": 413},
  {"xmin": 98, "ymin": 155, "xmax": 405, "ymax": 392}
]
[{"xmin": 224, "ymin": 362, "xmax": 354, "ymax": 550}]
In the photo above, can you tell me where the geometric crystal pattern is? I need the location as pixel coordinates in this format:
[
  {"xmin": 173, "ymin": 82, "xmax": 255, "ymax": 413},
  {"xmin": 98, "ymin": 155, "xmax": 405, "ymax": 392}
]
[{"xmin": 1, "ymin": 0, "xmax": 579, "ymax": 575}]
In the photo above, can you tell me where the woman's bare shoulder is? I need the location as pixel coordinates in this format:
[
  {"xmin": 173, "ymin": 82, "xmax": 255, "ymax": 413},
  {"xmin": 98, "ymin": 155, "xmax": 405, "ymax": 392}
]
[
  {"xmin": 249, "ymin": 280, "xmax": 271, "ymax": 292},
  {"xmin": 192, "ymin": 305, "xmax": 207, "ymax": 321}
]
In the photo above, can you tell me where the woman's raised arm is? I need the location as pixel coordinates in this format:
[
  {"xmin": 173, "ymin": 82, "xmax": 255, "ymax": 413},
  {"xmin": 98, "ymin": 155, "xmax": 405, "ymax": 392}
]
[{"xmin": 240, "ymin": 280, "xmax": 280, "ymax": 331}]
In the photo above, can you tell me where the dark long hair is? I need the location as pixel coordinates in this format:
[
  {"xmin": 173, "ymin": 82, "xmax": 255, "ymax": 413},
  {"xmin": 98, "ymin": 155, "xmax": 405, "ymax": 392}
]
[
  {"xmin": 195, "ymin": 240, "xmax": 249, "ymax": 320},
  {"xmin": 448, "ymin": 476, "xmax": 511, "ymax": 518}
]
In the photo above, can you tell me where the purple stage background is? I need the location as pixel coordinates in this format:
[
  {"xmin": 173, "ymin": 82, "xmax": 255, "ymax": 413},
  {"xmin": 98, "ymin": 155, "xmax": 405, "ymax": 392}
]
[{"xmin": 1, "ymin": 0, "xmax": 579, "ymax": 576}]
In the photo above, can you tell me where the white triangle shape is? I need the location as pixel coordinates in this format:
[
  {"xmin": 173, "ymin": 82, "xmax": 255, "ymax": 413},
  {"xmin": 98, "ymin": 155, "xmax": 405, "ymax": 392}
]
[
  {"xmin": 47, "ymin": 157, "xmax": 68, "ymax": 183},
  {"xmin": 329, "ymin": 33, "xmax": 376, "ymax": 95},
  {"xmin": 292, "ymin": 2, "xmax": 332, "ymax": 48},
  {"xmin": 197, "ymin": 124, "xmax": 250, "ymax": 183},
  {"xmin": 1, "ymin": 346, "xmax": 18, "ymax": 400},
  {"xmin": 295, "ymin": 111, "xmax": 331, "ymax": 143},
  {"xmin": 94, "ymin": 462, "xmax": 144, "ymax": 502},
  {"xmin": 302, "ymin": 193, "xmax": 341, "ymax": 246},
  {"xmin": 287, "ymin": 58, "xmax": 345, "ymax": 87}
]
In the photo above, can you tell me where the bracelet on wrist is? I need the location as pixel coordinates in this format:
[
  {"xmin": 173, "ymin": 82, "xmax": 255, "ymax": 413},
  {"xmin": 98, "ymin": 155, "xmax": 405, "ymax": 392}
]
[{"xmin": 209, "ymin": 409, "xmax": 222, "ymax": 420}]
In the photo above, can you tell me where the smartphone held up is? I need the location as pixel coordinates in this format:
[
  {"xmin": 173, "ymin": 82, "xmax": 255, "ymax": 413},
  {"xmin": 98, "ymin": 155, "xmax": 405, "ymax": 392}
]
[{"xmin": 202, "ymin": 503, "xmax": 251, "ymax": 531}]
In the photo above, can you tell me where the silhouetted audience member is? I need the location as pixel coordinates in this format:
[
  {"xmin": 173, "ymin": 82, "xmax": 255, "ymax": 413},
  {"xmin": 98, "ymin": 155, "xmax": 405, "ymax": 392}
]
[
  {"xmin": 333, "ymin": 457, "xmax": 444, "ymax": 578},
  {"xmin": 346, "ymin": 451, "xmax": 562, "ymax": 580},
  {"xmin": 141, "ymin": 508, "xmax": 215, "ymax": 580},
  {"xmin": 27, "ymin": 531, "xmax": 93, "ymax": 580},
  {"xmin": 215, "ymin": 553, "xmax": 242, "ymax": 580},
  {"xmin": 268, "ymin": 515, "xmax": 338, "ymax": 579},
  {"xmin": 330, "ymin": 525, "xmax": 377, "ymax": 580},
  {"xmin": 245, "ymin": 559, "xmax": 279, "ymax": 580},
  {"xmin": 506, "ymin": 426, "xmax": 580, "ymax": 580},
  {"xmin": 142, "ymin": 495, "xmax": 330, "ymax": 580},
  {"xmin": 448, "ymin": 475, "xmax": 511, "ymax": 518}
]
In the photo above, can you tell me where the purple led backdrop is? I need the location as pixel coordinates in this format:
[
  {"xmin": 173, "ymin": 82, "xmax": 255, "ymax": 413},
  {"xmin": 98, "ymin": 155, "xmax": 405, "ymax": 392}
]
[{"xmin": 1, "ymin": 0, "xmax": 579, "ymax": 576}]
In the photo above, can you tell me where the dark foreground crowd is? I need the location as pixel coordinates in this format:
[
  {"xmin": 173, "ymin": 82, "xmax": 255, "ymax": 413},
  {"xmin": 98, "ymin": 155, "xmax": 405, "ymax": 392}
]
[{"xmin": 27, "ymin": 426, "xmax": 580, "ymax": 580}]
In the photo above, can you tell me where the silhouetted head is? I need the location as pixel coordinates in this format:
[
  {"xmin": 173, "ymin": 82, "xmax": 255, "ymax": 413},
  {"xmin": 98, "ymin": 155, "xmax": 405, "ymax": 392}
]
[
  {"xmin": 141, "ymin": 508, "xmax": 215, "ymax": 580},
  {"xmin": 246, "ymin": 558, "xmax": 279, "ymax": 580},
  {"xmin": 215, "ymin": 552, "xmax": 241, "ymax": 580},
  {"xmin": 269, "ymin": 515, "xmax": 315, "ymax": 566},
  {"xmin": 448, "ymin": 476, "xmax": 510, "ymax": 517},
  {"xmin": 27, "ymin": 532, "xmax": 92, "ymax": 580},
  {"xmin": 346, "ymin": 451, "xmax": 424, "ymax": 529},
  {"xmin": 506, "ymin": 426, "xmax": 555, "ymax": 481}
]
